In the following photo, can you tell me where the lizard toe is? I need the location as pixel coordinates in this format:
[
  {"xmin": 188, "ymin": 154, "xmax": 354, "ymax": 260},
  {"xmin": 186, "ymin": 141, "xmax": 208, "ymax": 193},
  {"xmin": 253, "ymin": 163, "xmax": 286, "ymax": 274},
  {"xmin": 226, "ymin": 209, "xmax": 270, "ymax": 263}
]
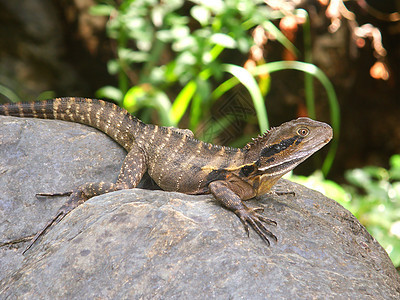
[
  {"xmin": 235, "ymin": 207, "xmax": 277, "ymax": 245},
  {"xmin": 36, "ymin": 191, "xmax": 73, "ymax": 198},
  {"xmin": 22, "ymin": 205, "xmax": 73, "ymax": 255}
]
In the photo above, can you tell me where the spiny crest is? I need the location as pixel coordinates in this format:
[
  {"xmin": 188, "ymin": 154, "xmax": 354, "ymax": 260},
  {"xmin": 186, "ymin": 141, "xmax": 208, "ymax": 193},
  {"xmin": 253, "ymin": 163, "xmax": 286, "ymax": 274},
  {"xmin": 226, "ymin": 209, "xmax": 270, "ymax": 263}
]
[{"xmin": 244, "ymin": 127, "xmax": 277, "ymax": 150}]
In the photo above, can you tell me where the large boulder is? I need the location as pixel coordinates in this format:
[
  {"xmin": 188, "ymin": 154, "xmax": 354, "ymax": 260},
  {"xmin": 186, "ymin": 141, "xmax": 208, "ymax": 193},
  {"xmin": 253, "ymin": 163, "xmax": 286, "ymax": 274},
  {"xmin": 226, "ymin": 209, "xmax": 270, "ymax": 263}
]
[
  {"xmin": 1, "ymin": 116, "xmax": 399, "ymax": 299},
  {"xmin": 0, "ymin": 116, "xmax": 125, "ymax": 283}
]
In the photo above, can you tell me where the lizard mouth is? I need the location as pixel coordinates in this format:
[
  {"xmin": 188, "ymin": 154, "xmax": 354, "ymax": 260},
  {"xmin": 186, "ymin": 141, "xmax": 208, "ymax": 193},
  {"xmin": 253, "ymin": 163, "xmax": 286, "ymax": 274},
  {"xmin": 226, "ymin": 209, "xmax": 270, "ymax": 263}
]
[
  {"xmin": 324, "ymin": 134, "xmax": 333, "ymax": 143},
  {"xmin": 257, "ymin": 156, "xmax": 304, "ymax": 175},
  {"xmin": 256, "ymin": 138, "xmax": 329, "ymax": 175}
]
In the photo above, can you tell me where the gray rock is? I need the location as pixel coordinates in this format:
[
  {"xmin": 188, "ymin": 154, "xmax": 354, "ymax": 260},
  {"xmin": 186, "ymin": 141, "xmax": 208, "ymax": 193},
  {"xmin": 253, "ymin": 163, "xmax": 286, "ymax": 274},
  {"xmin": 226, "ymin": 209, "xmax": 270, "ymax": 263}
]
[
  {"xmin": 0, "ymin": 116, "xmax": 125, "ymax": 283},
  {"xmin": 1, "ymin": 116, "xmax": 399, "ymax": 299}
]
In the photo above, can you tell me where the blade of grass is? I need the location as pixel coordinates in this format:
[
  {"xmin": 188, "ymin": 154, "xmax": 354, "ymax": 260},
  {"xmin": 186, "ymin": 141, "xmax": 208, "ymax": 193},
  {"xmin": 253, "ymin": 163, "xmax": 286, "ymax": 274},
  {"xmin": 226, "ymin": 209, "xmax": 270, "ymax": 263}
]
[
  {"xmin": 213, "ymin": 61, "xmax": 340, "ymax": 175},
  {"xmin": 170, "ymin": 44, "xmax": 224, "ymax": 124},
  {"xmin": 0, "ymin": 85, "xmax": 22, "ymax": 103},
  {"xmin": 212, "ymin": 76, "xmax": 239, "ymax": 101},
  {"xmin": 253, "ymin": 61, "xmax": 340, "ymax": 131},
  {"xmin": 152, "ymin": 90, "xmax": 175, "ymax": 126},
  {"xmin": 262, "ymin": 20, "xmax": 300, "ymax": 58},
  {"xmin": 254, "ymin": 61, "xmax": 340, "ymax": 175},
  {"xmin": 170, "ymin": 68, "xmax": 212, "ymax": 124},
  {"xmin": 222, "ymin": 64, "xmax": 269, "ymax": 132},
  {"xmin": 123, "ymin": 85, "xmax": 175, "ymax": 126},
  {"xmin": 169, "ymin": 80, "xmax": 197, "ymax": 124},
  {"xmin": 299, "ymin": 9, "xmax": 315, "ymax": 119}
]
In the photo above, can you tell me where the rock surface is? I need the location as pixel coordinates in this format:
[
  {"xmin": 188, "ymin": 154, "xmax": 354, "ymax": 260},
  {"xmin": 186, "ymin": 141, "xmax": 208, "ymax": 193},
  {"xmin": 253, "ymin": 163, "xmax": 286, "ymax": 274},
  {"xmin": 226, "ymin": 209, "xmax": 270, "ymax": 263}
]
[
  {"xmin": 0, "ymin": 116, "xmax": 124, "ymax": 283},
  {"xmin": 1, "ymin": 116, "xmax": 400, "ymax": 299}
]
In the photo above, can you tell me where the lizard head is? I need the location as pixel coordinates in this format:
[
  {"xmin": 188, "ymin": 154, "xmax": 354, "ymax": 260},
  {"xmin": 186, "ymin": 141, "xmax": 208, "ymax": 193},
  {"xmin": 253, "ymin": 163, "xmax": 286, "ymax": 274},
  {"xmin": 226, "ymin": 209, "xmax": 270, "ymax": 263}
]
[{"xmin": 243, "ymin": 117, "xmax": 333, "ymax": 178}]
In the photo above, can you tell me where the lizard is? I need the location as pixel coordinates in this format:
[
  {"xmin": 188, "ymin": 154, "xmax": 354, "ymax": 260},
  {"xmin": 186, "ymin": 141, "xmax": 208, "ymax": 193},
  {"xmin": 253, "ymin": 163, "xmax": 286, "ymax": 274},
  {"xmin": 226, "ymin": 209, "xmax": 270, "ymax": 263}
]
[{"xmin": 0, "ymin": 97, "xmax": 333, "ymax": 253}]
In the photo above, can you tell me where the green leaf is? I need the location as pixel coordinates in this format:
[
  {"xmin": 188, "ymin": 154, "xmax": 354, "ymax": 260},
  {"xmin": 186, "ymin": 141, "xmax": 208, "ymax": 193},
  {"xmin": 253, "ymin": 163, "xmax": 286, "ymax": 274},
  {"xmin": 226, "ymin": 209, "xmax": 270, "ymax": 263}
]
[
  {"xmin": 389, "ymin": 155, "xmax": 400, "ymax": 180},
  {"xmin": 151, "ymin": 90, "xmax": 175, "ymax": 126},
  {"xmin": 36, "ymin": 91, "xmax": 56, "ymax": 101},
  {"xmin": 221, "ymin": 64, "xmax": 269, "ymax": 132},
  {"xmin": 170, "ymin": 80, "xmax": 197, "ymax": 124},
  {"xmin": 107, "ymin": 60, "xmax": 120, "ymax": 75},
  {"xmin": 390, "ymin": 155, "xmax": 400, "ymax": 169},
  {"xmin": 262, "ymin": 20, "xmax": 299, "ymax": 57},
  {"xmin": 345, "ymin": 169, "xmax": 370, "ymax": 188},
  {"xmin": 0, "ymin": 84, "xmax": 22, "ymax": 102},
  {"xmin": 118, "ymin": 48, "xmax": 149, "ymax": 63},
  {"xmin": 191, "ymin": 5, "xmax": 210, "ymax": 26},
  {"xmin": 172, "ymin": 35, "xmax": 196, "ymax": 52},
  {"xmin": 157, "ymin": 29, "xmax": 174, "ymax": 42},
  {"xmin": 89, "ymin": 4, "xmax": 114, "ymax": 16},
  {"xmin": 171, "ymin": 26, "xmax": 190, "ymax": 39},
  {"xmin": 123, "ymin": 86, "xmax": 143, "ymax": 110},
  {"xmin": 123, "ymin": 85, "xmax": 175, "ymax": 126},
  {"xmin": 95, "ymin": 86, "xmax": 123, "ymax": 104},
  {"xmin": 210, "ymin": 33, "xmax": 237, "ymax": 48}
]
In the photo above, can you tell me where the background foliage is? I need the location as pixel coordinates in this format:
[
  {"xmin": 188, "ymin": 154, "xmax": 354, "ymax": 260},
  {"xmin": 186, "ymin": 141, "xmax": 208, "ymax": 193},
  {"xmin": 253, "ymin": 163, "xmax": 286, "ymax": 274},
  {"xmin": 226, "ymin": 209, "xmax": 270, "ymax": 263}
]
[
  {"xmin": 91, "ymin": 0, "xmax": 339, "ymax": 174},
  {"xmin": 88, "ymin": 0, "xmax": 398, "ymax": 269}
]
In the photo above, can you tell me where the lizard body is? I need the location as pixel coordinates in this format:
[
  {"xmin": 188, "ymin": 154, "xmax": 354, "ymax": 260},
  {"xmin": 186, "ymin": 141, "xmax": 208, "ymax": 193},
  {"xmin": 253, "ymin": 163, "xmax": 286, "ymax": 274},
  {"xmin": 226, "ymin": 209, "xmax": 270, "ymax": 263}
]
[{"xmin": 0, "ymin": 97, "xmax": 333, "ymax": 252}]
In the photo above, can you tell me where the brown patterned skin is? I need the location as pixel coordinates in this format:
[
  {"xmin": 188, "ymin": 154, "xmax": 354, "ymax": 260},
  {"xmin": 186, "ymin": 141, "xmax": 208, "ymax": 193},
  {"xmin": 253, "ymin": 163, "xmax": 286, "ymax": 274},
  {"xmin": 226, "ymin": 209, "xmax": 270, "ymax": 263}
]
[{"xmin": 0, "ymin": 97, "xmax": 333, "ymax": 252}]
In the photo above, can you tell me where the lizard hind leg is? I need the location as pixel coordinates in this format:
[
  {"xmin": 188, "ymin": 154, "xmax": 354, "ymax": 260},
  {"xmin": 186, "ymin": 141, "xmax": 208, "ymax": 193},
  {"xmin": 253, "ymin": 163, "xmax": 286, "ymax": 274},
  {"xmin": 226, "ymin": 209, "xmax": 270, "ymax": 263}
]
[{"xmin": 23, "ymin": 181, "xmax": 120, "ymax": 254}]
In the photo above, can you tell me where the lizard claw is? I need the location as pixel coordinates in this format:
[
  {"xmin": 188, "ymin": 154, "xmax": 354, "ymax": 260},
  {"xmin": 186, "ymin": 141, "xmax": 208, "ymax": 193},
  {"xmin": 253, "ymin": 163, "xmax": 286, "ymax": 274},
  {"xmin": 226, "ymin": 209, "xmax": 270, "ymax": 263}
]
[
  {"xmin": 36, "ymin": 191, "xmax": 73, "ymax": 198},
  {"xmin": 22, "ymin": 205, "xmax": 71, "ymax": 255},
  {"xmin": 235, "ymin": 206, "xmax": 277, "ymax": 245},
  {"xmin": 251, "ymin": 207, "xmax": 265, "ymax": 213}
]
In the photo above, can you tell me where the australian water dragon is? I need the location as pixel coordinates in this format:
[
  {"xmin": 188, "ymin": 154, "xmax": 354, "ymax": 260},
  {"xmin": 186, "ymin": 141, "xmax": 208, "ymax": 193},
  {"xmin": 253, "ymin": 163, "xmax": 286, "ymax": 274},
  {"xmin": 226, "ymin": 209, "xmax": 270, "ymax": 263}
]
[{"xmin": 0, "ymin": 97, "xmax": 333, "ymax": 253}]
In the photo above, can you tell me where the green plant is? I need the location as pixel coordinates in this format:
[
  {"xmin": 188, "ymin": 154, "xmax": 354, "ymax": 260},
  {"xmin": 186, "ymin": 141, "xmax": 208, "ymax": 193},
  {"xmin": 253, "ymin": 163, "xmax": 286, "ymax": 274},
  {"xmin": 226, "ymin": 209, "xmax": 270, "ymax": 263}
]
[
  {"xmin": 0, "ymin": 84, "xmax": 22, "ymax": 103},
  {"xmin": 91, "ymin": 0, "xmax": 264, "ymax": 123},
  {"xmin": 344, "ymin": 155, "xmax": 400, "ymax": 268},
  {"xmin": 213, "ymin": 61, "xmax": 339, "ymax": 175},
  {"xmin": 91, "ymin": 0, "xmax": 339, "ymax": 174}
]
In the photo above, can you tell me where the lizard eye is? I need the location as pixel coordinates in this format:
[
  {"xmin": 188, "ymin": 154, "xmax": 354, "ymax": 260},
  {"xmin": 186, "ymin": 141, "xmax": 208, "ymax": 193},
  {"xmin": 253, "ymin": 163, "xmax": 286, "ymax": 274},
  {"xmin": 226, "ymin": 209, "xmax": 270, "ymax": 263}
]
[{"xmin": 297, "ymin": 127, "xmax": 310, "ymax": 137}]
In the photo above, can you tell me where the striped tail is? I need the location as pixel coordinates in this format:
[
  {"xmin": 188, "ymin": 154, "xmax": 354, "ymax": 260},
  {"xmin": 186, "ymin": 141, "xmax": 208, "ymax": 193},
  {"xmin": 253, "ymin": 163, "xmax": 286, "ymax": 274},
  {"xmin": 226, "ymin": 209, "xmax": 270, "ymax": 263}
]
[{"xmin": 0, "ymin": 97, "xmax": 139, "ymax": 150}]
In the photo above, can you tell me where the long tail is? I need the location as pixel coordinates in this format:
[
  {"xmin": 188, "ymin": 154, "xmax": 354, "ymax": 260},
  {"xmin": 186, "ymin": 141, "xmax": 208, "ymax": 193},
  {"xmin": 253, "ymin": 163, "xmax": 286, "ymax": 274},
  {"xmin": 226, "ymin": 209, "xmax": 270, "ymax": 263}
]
[{"xmin": 0, "ymin": 97, "xmax": 140, "ymax": 150}]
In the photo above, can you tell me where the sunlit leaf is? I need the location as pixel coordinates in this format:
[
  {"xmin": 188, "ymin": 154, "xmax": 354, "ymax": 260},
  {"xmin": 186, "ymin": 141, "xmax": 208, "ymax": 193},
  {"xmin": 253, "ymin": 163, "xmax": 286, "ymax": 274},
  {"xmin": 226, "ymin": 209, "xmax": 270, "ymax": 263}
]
[
  {"xmin": 157, "ymin": 29, "xmax": 174, "ymax": 42},
  {"xmin": 89, "ymin": 4, "xmax": 114, "ymax": 16},
  {"xmin": 0, "ymin": 84, "xmax": 22, "ymax": 102},
  {"xmin": 210, "ymin": 33, "xmax": 237, "ymax": 48},
  {"xmin": 95, "ymin": 86, "xmax": 123, "ymax": 104},
  {"xmin": 390, "ymin": 155, "xmax": 400, "ymax": 169},
  {"xmin": 107, "ymin": 60, "xmax": 120, "ymax": 75},
  {"xmin": 222, "ymin": 64, "xmax": 269, "ymax": 132},
  {"xmin": 262, "ymin": 20, "xmax": 299, "ymax": 57},
  {"xmin": 170, "ymin": 80, "xmax": 197, "ymax": 124},
  {"xmin": 172, "ymin": 36, "xmax": 196, "ymax": 51},
  {"xmin": 123, "ymin": 85, "xmax": 174, "ymax": 126},
  {"xmin": 118, "ymin": 48, "xmax": 149, "ymax": 63},
  {"xmin": 152, "ymin": 90, "xmax": 175, "ymax": 126},
  {"xmin": 191, "ymin": 5, "xmax": 210, "ymax": 26}
]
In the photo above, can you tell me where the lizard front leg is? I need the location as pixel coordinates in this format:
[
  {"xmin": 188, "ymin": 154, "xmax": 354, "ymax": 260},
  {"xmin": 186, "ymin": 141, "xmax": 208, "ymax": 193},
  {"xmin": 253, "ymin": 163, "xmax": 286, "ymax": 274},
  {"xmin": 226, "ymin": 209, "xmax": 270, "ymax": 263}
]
[
  {"xmin": 208, "ymin": 180, "xmax": 277, "ymax": 245},
  {"xmin": 23, "ymin": 147, "xmax": 147, "ymax": 254}
]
